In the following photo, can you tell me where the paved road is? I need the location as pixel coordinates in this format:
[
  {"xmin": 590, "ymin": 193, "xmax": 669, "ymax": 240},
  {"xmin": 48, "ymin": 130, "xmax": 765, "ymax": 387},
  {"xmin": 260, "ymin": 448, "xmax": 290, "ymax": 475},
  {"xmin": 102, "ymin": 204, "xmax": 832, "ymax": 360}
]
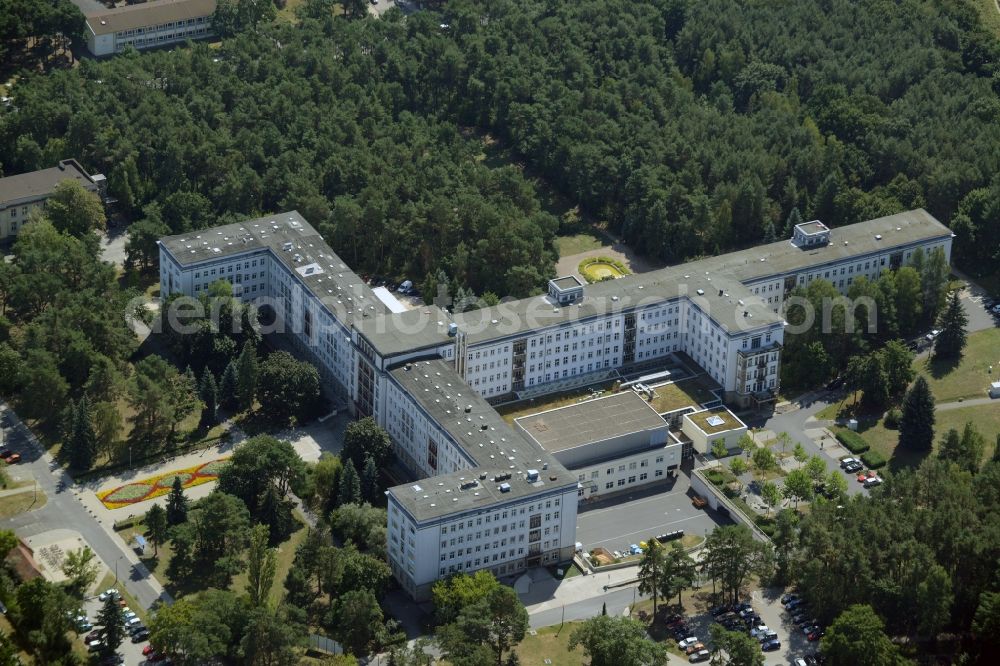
[
  {"xmin": 99, "ymin": 228, "xmax": 128, "ymax": 267},
  {"xmin": 0, "ymin": 404, "xmax": 171, "ymax": 613},
  {"xmin": 575, "ymin": 474, "xmax": 727, "ymax": 554},
  {"xmin": 529, "ymin": 583, "xmax": 645, "ymax": 629}
]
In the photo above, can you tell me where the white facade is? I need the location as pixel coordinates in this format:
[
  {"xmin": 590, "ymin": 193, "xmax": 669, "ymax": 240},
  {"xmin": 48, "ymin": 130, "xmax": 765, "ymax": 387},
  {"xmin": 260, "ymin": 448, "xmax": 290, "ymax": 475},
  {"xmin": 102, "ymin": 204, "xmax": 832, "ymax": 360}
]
[
  {"xmin": 158, "ymin": 208, "xmax": 954, "ymax": 600},
  {"xmin": 387, "ymin": 484, "xmax": 579, "ymax": 600},
  {"xmin": 570, "ymin": 442, "xmax": 682, "ymax": 500}
]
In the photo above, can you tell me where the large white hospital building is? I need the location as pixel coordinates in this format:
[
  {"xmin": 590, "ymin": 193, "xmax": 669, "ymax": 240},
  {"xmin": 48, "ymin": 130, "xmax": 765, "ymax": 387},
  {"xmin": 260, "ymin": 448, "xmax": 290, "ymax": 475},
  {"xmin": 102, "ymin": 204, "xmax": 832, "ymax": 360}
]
[{"xmin": 159, "ymin": 208, "xmax": 952, "ymax": 599}]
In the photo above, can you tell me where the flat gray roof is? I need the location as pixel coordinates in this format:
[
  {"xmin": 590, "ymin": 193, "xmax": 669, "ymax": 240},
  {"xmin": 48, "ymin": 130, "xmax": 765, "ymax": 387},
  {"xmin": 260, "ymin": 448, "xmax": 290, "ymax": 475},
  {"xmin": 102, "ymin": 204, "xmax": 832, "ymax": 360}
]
[
  {"xmin": 551, "ymin": 276, "xmax": 583, "ymax": 290},
  {"xmin": 159, "ymin": 212, "xmax": 388, "ymax": 329},
  {"xmin": 0, "ymin": 160, "xmax": 95, "ymax": 206},
  {"xmin": 354, "ymin": 305, "xmax": 455, "ymax": 357},
  {"xmin": 515, "ymin": 390, "xmax": 666, "ymax": 454},
  {"xmin": 796, "ymin": 220, "xmax": 828, "ymax": 234},
  {"xmin": 452, "ymin": 209, "xmax": 951, "ymax": 344},
  {"xmin": 386, "ymin": 359, "xmax": 577, "ymax": 522}
]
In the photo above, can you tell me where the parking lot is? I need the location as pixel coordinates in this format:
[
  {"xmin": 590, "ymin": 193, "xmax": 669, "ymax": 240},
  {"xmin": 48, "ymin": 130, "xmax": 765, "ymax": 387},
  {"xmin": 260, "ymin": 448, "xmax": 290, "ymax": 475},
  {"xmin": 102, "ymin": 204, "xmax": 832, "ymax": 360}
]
[
  {"xmin": 665, "ymin": 587, "xmax": 824, "ymax": 665},
  {"xmin": 79, "ymin": 589, "xmax": 152, "ymax": 665},
  {"xmin": 574, "ymin": 473, "xmax": 729, "ymax": 554}
]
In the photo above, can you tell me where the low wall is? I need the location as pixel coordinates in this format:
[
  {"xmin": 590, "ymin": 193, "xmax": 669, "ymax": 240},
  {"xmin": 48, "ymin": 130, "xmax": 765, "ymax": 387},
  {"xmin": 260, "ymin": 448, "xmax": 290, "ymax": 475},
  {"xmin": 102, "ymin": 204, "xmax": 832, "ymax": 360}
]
[{"xmin": 691, "ymin": 467, "xmax": 772, "ymax": 544}]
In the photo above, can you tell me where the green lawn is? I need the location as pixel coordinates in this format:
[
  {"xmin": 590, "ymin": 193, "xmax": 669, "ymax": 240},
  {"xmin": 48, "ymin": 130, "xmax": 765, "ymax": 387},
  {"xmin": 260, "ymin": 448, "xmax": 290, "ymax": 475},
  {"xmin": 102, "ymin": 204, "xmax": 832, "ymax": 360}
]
[
  {"xmin": 0, "ymin": 488, "xmax": 46, "ymax": 519},
  {"xmin": 554, "ymin": 233, "xmax": 604, "ymax": 257},
  {"xmin": 913, "ymin": 328, "xmax": 1000, "ymax": 403},
  {"xmin": 834, "ymin": 401, "xmax": 1000, "ymax": 469},
  {"xmin": 516, "ymin": 624, "xmax": 585, "ymax": 666}
]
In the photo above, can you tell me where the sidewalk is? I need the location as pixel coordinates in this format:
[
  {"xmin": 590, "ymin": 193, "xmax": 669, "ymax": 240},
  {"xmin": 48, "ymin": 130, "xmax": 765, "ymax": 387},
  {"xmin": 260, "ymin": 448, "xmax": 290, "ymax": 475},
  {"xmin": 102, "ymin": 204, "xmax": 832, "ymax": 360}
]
[{"xmin": 520, "ymin": 565, "xmax": 642, "ymax": 616}]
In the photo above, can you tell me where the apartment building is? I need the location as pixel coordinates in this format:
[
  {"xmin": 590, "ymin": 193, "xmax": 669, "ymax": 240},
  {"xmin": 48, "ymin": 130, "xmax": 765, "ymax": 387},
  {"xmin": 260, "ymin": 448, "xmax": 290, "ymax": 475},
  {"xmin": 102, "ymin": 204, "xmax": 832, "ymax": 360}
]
[
  {"xmin": 77, "ymin": 0, "xmax": 216, "ymax": 57},
  {"xmin": 158, "ymin": 207, "xmax": 952, "ymax": 599},
  {"xmin": 0, "ymin": 160, "xmax": 98, "ymax": 242}
]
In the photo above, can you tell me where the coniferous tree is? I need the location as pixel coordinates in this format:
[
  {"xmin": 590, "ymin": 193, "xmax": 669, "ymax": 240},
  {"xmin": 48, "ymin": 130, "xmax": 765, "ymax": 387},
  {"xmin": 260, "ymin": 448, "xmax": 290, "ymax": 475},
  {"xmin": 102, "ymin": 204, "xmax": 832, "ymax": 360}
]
[
  {"xmin": 361, "ymin": 456, "xmax": 380, "ymax": 504},
  {"xmin": 199, "ymin": 369, "xmax": 218, "ymax": 426},
  {"xmin": 146, "ymin": 503, "xmax": 168, "ymax": 556},
  {"xmin": 934, "ymin": 291, "xmax": 968, "ymax": 359},
  {"xmin": 236, "ymin": 342, "xmax": 258, "ymax": 412},
  {"xmin": 166, "ymin": 475, "xmax": 189, "ymax": 525},
  {"xmin": 761, "ymin": 219, "xmax": 777, "ymax": 243},
  {"xmin": 783, "ymin": 206, "xmax": 803, "ymax": 238},
  {"xmin": 98, "ymin": 594, "xmax": 125, "ymax": 656},
  {"xmin": 337, "ymin": 459, "xmax": 362, "ymax": 507},
  {"xmin": 70, "ymin": 396, "xmax": 97, "ymax": 470},
  {"xmin": 899, "ymin": 376, "xmax": 935, "ymax": 451},
  {"xmin": 219, "ymin": 360, "xmax": 237, "ymax": 410}
]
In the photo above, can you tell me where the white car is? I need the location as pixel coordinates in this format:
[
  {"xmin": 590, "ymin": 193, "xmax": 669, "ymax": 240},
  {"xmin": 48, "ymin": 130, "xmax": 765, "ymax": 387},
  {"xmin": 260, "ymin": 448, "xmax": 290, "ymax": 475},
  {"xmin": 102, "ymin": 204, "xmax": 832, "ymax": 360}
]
[
  {"xmin": 925, "ymin": 329, "xmax": 940, "ymax": 341},
  {"xmin": 98, "ymin": 588, "xmax": 119, "ymax": 602},
  {"xmin": 126, "ymin": 616, "xmax": 142, "ymax": 626},
  {"xmin": 678, "ymin": 637, "xmax": 699, "ymax": 649},
  {"xmin": 991, "ymin": 304, "xmax": 1000, "ymax": 314},
  {"xmin": 750, "ymin": 625, "xmax": 770, "ymax": 638}
]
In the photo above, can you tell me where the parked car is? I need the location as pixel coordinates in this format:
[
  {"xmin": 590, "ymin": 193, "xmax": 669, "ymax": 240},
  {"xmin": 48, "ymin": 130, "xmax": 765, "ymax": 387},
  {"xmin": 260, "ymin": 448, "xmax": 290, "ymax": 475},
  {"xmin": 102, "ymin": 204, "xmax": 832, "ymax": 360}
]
[
  {"xmin": 762, "ymin": 639, "xmax": 782, "ymax": 651},
  {"xmin": 689, "ymin": 650, "xmax": 711, "ymax": 663},
  {"xmin": 808, "ymin": 629, "xmax": 825, "ymax": 641},
  {"xmin": 710, "ymin": 605, "xmax": 729, "ymax": 616},
  {"xmin": 838, "ymin": 458, "xmax": 859, "ymax": 469},
  {"xmin": 128, "ymin": 622, "xmax": 147, "ymax": 635},
  {"xmin": 142, "ymin": 645, "xmax": 156, "ymax": 657},
  {"xmin": 925, "ymin": 329, "xmax": 941, "ymax": 341},
  {"xmin": 759, "ymin": 632, "xmax": 779, "ymax": 644},
  {"xmin": 86, "ymin": 639, "xmax": 103, "ymax": 652},
  {"xmin": 843, "ymin": 461, "xmax": 863, "ymax": 473},
  {"xmin": 797, "ymin": 616, "xmax": 817, "ymax": 627},
  {"xmin": 864, "ymin": 476, "xmax": 883, "ymax": 489},
  {"xmin": 781, "ymin": 593, "xmax": 800, "ymax": 604},
  {"xmin": 803, "ymin": 625, "xmax": 820, "ymax": 635},
  {"xmin": 750, "ymin": 625, "xmax": 771, "ymax": 638},
  {"xmin": 785, "ymin": 598, "xmax": 804, "ymax": 611},
  {"xmin": 678, "ymin": 637, "xmax": 700, "ymax": 649},
  {"xmin": 685, "ymin": 642, "xmax": 706, "ymax": 655},
  {"xmin": 131, "ymin": 628, "xmax": 150, "ymax": 643},
  {"xmin": 0, "ymin": 451, "xmax": 20, "ymax": 464},
  {"xmin": 125, "ymin": 616, "xmax": 142, "ymax": 627},
  {"xmin": 98, "ymin": 589, "xmax": 120, "ymax": 602},
  {"xmin": 86, "ymin": 630, "xmax": 103, "ymax": 642}
]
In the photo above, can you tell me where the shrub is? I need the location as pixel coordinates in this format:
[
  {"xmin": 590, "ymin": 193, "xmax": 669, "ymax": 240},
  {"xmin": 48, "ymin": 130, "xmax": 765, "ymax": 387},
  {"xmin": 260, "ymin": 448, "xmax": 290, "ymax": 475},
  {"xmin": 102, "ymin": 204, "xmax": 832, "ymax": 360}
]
[
  {"xmin": 836, "ymin": 430, "xmax": 870, "ymax": 454},
  {"xmin": 705, "ymin": 469, "xmax": 726, "ymax": 486},
  {"xmin": 883, "ymin": 408, "xmax": 902, "ymax": 429},
  {"xmin": 861, "ymin": 451, "xmax": 887, "ymax": 469},
  {"xmin": 754, "ymin": 515, "xmax": 776, "ymax": 536}
]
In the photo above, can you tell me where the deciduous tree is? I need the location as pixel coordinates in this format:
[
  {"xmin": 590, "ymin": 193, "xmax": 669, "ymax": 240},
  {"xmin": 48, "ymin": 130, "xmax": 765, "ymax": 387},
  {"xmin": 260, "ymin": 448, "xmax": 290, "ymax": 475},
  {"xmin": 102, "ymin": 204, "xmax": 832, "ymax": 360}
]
[{"xmin": 567, "ymin": 616, "xmax": 667, "ymax": 666}]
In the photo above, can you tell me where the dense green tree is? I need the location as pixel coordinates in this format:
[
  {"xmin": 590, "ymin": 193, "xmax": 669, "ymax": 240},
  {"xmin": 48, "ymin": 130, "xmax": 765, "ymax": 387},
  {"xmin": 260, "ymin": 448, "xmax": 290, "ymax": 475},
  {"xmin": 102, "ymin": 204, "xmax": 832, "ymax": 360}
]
[
  {"xmin": 240, "ymin": 604, "xmax": 306, "ymax": 666},
  {"xmin": 332, "ymin": 588, "xmax": 386, "ymax": 657},
  {"xmin": 337, "ymin": 459, "xmax": 362, "ymax": 507},
  {"xmin": 146, "ymin": 502, "xmax": 169, "ymax": 556},
  {"xmin": 98, "ymin": 592, "xmax": 125, "ymax": 657},
  {"xmin": 166, "ymin": 475, "xmax": 189, "ymax": 526},
  {"xmin": 899, "ymin": 376, "xmax": 935, "ymax": 452},
  {"xmin": 432, "ymin": 570, "xmax": 502, "ymax": 625},
  {"xmin": 246, "ymin": 523, "xmax": 277, "ymax": 608},
  {"xmin": 235, "ymin": 342, "xmax": 258, "ymax": 412},
  {"xmin": 329, "ymin": 502, "xmax": 386, "ymax": 554},
  {"xmin": 938, "ymin": 422, "xmax": 985, "ymax": 473},
  {"xmin": 44, "ymin": 179, "xmax": 106, "ymax": 239},
  {"xmin": 782, "ymin": 468, "xmax": 813, "ymax": 508},
  {"xmin": 68, "ymin": 394, "xmax": 97, "ymax": 470},
  {"xmin": 61, "ymin": 545, "xmax": 99, "ymax": 597},
  {"xmin": 821, "ymin": 605, "xmax": 907, "ymax": 666},
  {"xmin": 567, "ymin": 616, "xmax": 667, "ymax": 666},
  {"xmin": 149, "ymin": 589, "xmax": 249, "ymax": 662},
  {"xmin": 219, "ymin": 360, "xmax": 238, "ymax": 411},
  {"xmin": 361, "ymin": 456, "xmax": 381, "ymax": 504},
  {"xmin": 342, "ymin": 417, "xmax": 393, "ymax": 472},
  {"xmin": 709, "ymin": 624, "xmax": 764, "ymax": 666},
  {"xmin": 638, "ymin": 538, "xmax": 666, "ymax": 618},
  {"xmin": 198, "ymin": 369, "xmax": 218, "ymax": 426},
  {"xmin": 188, "ymin": 491, "xmax": 253, "ymax": 588},
  {"xmin": 438, "ymin": 586, "xmax": 528, "ymax": 666},
  {"xmin": 934, "ymin": 291, "xmax": 968, "ymax": 360},
  {"xmin": 661, "ymin": 541, "xmax": 696, "ymax": 607},
  {"xmin": 125, "ymin": 217, "xmax": 171, "ymax": 270},
  {"xmin": 128, "ymin": 354, "xmax": 199, "ymax": 445},
  {"xmin": 255, "ymin": 351, "xmax": 321, "ymax": 425},
  {"xmin": 702, "ymin": 525, "xmax": 773, "ymax": 604}
]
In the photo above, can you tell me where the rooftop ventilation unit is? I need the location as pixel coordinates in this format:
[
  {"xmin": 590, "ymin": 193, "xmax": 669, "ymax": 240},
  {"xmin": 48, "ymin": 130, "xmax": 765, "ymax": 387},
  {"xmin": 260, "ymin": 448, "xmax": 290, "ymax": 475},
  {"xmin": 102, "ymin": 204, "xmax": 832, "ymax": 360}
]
[
  {"xmin": 526, "ymin": 469, "xmax": 539, "ymax": 482},
  {"xmin": 499, "ymin": 483, "xmax": 511, "ymax": 493},
  {"xmin": 875, "ymin": 234, "xmax": 882, "ymax": 240},
  {"xmin": 696, "ymin": 289, "xmax": 704, "ymax": 296}
]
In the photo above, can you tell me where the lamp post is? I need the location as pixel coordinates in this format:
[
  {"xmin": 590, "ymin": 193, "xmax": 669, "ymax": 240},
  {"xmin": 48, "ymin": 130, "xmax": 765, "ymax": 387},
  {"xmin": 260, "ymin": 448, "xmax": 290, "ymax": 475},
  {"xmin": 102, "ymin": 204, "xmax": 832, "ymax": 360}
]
[{"xmin": 114, "ymin": 555, "xmax": 125, "ymax": 586}]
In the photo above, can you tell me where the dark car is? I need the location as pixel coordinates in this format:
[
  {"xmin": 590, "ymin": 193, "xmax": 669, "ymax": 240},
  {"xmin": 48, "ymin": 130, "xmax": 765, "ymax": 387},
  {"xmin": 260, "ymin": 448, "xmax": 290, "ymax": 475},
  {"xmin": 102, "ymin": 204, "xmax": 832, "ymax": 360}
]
[
  {"xmin": 826, "ymin": 377, "xmax": 844, "ymax": 390},
  {"xmin": 131, "ymin": 628, "xmax": 151, "ymax": 643},
  {"xmin": 128, "ymin": 622, "xmax": 147, "ymax": 635},
  {"xmin": 808, "ymin": 629, "xmax": 825, "ymax": 642},
  {"xmin": 762, "ymin": 639, "xmax": 781, "ymax": 652},
  {"xmin": 781, "ymin": 593, "xmax": 800, "ymax": 605},
  {"xmin": 710, "ymin": 605, "xmax": 729, "ymax": 616}
]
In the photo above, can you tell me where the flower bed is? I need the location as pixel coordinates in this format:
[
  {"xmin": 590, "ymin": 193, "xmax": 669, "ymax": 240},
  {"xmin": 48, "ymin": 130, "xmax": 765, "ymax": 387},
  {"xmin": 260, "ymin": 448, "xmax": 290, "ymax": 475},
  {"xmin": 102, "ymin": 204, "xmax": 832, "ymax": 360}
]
[{"xmin": 98, "ymin": 459, "xmax": 230, "ymax": 510}]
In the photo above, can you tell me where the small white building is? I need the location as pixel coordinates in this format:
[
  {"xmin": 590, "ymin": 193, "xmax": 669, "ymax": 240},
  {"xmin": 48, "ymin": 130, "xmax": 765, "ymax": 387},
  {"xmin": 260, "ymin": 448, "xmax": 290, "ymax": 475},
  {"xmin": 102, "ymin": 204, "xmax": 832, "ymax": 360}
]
[
  {"xmin": 681, "ymin": 407, "xmax": 747, "ymax": 455},
  {"xmin": 80, "ymin": 0, "xmax": 216, "ymax": 57}
]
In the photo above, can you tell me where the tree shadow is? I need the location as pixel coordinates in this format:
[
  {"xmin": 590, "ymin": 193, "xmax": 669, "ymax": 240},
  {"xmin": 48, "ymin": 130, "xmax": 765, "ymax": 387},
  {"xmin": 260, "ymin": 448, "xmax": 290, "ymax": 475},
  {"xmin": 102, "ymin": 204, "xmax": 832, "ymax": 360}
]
[{"xmin": 923, "ymin": 354, "xmax": 961, "ymax": 380}]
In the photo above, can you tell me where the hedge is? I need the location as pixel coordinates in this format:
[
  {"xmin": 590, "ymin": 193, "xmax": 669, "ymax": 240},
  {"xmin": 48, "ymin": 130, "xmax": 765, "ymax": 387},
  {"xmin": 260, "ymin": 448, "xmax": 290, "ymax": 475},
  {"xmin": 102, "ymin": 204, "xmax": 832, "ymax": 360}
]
[
  {"xmin": 836, "ymin": 430, "xmax": 870, "ymax": 454},
  {"xmin": 861, "ymin": 451, "xmax": 887, "ymax": 469}
]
